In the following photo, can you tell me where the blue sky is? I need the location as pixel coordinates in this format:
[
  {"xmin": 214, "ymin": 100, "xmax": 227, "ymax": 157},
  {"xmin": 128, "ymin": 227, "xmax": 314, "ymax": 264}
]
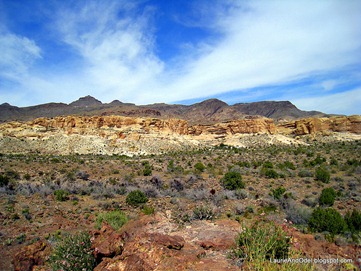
[{"xmin": 0, "ymin": 0, "xmax": 360, "ymax": 115}]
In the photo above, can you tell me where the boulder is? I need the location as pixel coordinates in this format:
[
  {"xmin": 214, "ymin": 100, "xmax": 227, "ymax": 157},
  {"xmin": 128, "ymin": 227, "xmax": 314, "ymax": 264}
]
[
  {"xmin": 12, "ymin": 241, "xmax": 51, "ymax": 271},
  {"xmin": 91, "ymin": 223, "xmax": 124, "ymax": 262}
]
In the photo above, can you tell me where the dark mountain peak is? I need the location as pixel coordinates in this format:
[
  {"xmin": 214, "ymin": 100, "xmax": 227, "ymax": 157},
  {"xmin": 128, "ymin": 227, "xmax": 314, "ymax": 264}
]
[
  {"xmin": 191, "ymin": 98, "xmax": 228, "ymax": 108},
  {"xmin": 232, "ymin": 100, "xmax": 324, "ymax": 119},
  {"xmin": 108, "ymin": 100, "xmax": 123, "ymax": 106},
  {"xmin": 1, "ymin": 102, "xmax": 17, "ymax": 108},
  {"xmin": 69, "ymin": 95, "xmax": 102, "ymax": 107}
]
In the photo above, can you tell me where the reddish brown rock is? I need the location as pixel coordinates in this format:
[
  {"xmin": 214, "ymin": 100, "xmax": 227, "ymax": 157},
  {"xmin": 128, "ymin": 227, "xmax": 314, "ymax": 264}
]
[
  {"xmin": 148, "ymin": 233, "xmax": 185, "ymax": 250},
  {"xmin": 95, "ymin": 215, "xmax": 238, "ymax": 271},
  {"xmin": 91, "ymin": 223, "xmax": 124, "ymax": 261},
  {"xmin": 12, "ymin": 241, "xmax": 51, "ymax": 271}
]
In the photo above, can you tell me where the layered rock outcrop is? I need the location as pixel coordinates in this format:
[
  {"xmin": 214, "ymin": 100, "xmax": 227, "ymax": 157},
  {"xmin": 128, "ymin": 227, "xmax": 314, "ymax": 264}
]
[
  {"xmin": 0, "ymin": 115, "xmax": 360, "ymax": 155},
  {"xmin": 277, "ymin": 116, "xmax": 361, "ymax": 135},
  {"xmin": 0, "ymin": 115, "xmax": 276, "ymax": 138}
]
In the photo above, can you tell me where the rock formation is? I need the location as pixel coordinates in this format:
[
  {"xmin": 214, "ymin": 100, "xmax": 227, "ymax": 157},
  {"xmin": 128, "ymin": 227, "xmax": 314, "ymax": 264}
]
[
  {"xmin": 0, "ymin": 115, "xmax": 360, "ymax": 156},
  {"xmin": 277, "ymin": 116, "xmax": 361, "ymax": 135}
]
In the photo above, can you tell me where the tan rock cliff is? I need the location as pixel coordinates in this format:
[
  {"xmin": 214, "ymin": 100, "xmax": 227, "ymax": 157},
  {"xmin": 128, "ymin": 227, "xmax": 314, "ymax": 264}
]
[{"xmin": 0, "ymin": 115, "xmax": 360, "ymax": 155}]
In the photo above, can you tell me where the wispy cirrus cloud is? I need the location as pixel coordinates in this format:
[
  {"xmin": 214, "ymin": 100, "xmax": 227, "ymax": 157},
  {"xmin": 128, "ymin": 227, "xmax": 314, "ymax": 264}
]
[
  {"xmin": 164, "ymin": 0, "xmax": 361, "ymax": 103},
  {"xmin": 0, "ymin": 32, "xmax": 41, "ymax": 80}
]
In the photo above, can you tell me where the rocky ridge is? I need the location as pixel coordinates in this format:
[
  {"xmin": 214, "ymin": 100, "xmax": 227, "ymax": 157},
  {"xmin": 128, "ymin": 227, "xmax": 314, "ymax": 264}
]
[
  {"xmin": 0, "ymin": 96, "xmax": 327, "ymax": 123},
  {"xmin": 0, "ymin": 115, "xmax": 360, "ymax": 156}
]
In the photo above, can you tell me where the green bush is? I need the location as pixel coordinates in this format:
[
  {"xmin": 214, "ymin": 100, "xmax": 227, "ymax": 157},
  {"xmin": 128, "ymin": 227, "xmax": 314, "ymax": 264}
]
[
  {"xmin": 54, "ymin": 189, "xmax": 69, "ymax": 201},
  {"xmin": 271, "ymin": 186, "xmax": 286, "ymax": 200},
  {"xmin": 96, "ymin": 210, "xmax": 128, "ymax": 230},
  {"xmin": 194, "ymin": 162, "xmax": 206, "ymax": 172},
  {"xmin": 319, "ymin": 187, "xmax": 336, "ymax": 206},
  {"xmin": 232, "ymin": 221, "xmax": 290, "ymax": 261},
  {"xmin": 308, "ymin": 207, "xmax": 347, "ymax": 235},
  {"xmin": 263, "ymin": 161, "xmax": 274, "ymax": 169},
  {"xmin": 220, "ymin": 171, "xmax": 244, "ymax": 190},
  {"xmin": 315, "ymin": 167, "xmax": 330, "ymax": 183},
  {"xmin": 142, "ymin": 205, "xmax": 155, "ymax": 215},
  {"xmin": 283, "ymin": 161, "xmax": 296, "ymax": 170},
  {"xmin": 126, "ymin": 190, "xmax": 148, "ymax": 206},
  {"xmin": 49, "ymin": 231, "xmax": 96, "ymax": 271},
  {"xmin": 310, "ymin": 155, "xmax": 326, "ymax": 167},
  {"xmin": 264, "ymin": 169, "xmax": 279, "ymax": 179},
  {"xmin": 142, "ymin": 161, "xmax": 152, "ymax": 176},
  {"xmin": 344, "ymin": 209, "xmax": 361, "ymax": 233}
]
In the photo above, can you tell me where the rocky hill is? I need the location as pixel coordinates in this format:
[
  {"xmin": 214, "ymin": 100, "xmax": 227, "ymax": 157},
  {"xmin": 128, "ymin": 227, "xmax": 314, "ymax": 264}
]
[{"xmin": 0, "ymin": 96, "xmax": 328, "ymax": 123}]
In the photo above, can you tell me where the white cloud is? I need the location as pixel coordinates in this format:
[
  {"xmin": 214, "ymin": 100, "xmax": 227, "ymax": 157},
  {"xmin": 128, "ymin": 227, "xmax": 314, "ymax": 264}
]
[
  {"xmin": 46, "ymin": 1, "xmax": 164, "ymax": 103},
  {"xmin": 0, "ymin": 32, "xmax": 41, "ymax": 80},
  {"xmin": 158, "ymin": 0, "xmax": 361, "ymax": 103}
]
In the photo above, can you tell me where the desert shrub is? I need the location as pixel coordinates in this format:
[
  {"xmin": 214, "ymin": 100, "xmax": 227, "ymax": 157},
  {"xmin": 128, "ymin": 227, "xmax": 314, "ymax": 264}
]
[
  {"xmin": 126, "ymin": 190, "xmax": 148, "ymax": 206},
  {"xmin": 54, "ymin": 189, "xmax": 69, "ymax": 201},
  {"xmin": 234, "ymin": 189, "xmax": 248, "ymax": 199},
  {"xmin": 263, "ymin": 161, "xmax": 274, "ymax": 168},
  {"xmin": 315, "ymin": 167, "xmax": 330, "ymax": 183},
  {"xmin": 96, "ymin": 210, "xmax": 128, "ymax": 230},
  {"xmin": 192, "ymin": 205, "xmax": 215, "ymax": 220},
  {"xmin": 194, "ymin": 162, "xmax": 206, "ymax": 172},
  {"xmin": 142, "ymin": 205, "xmax": 155, "ymax": 215},
  {"xmin": 142, "ymin": 161, "xmax": 152, "ymax": 176},
  {"xmin": 185, "ymin": 188, "xmax": 208, "ymax": 201},
  {"xmin": 76, "ymin": 171, "xmax": 89, "ymax": 180},
  {"xmin": 330, "ymin": 158, "xmax": 338, "ymax": 166},
  {"xmin": 301, "ymin": 197, "xmax": 317, "ymax": 207},
  {"xmin": 232, "ymin": 221, "xmax": 290, "ymax": 261},
  {"xmin": 283, "ymin": 161, "xmax": 296, "ymax": 170},
  {"xmin": 308, "ymin": 207, "xmax": 347, "ymax": 235},
  {"xmin": 170, "ymin": 179, "xmax": 184, "ymax": 192},
  {"xmin": 271, "ymin": 186, "xmax": 286, "ymax": 200},
  {"xmin": 309, "ymin": 155, "xmax": 326, "ymax": 167},
  {"xmin": 0, "ymin": 175, "xmax": 10, "ymax": 187},
  {"xmin": 344, "ymin": 209, "xmax": 361, "ymax": 233},
  {"xmin": 23, "ymin": 173, "xmax": 31, "ymax": 181},
  {"xmin": 143, "ymin": 186, "xmax": 159, "ymax": 198},
  {"xmin": 221, "ymin": 171, "xmax": 244, "ymax": 190},
  {"xmin": 150, "ymin": 176, "xmax": 163, "ymax": 189},
  {"xmin": 167, "ymin": 160, "xmax": 175, "ymax": 172},
  {"xmin": 283, "ymin": 201, "xmax": 311, "ymax": 225},
  {"xmin": 49, "ymin": 231, "xmax": 96, "ymax": 271},
  {"xmin": 319, "ymin": 187, "xmax": 336, "ymax": 206},
  {"xmin": 264, "ymin": 169, "xmax": 279, "ymax": 179},
  {"xmin": 4, "ymin": 170, "xmax": 20, "ymax": 180},
  {"xmin": 298, "ymin": 169, "xmax": 313, "ymax": 178}
]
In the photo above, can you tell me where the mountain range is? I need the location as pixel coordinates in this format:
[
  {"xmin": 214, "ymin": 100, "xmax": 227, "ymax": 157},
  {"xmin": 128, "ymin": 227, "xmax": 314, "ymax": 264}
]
[{"xmin": 0, "ymin": 95, "xmax": 327, "ymax": 124}]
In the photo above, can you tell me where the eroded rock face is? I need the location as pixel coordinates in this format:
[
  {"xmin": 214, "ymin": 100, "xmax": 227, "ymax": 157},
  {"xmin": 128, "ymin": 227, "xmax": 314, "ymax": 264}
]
[
  {"xmin": 0, "ymin": 115, "xmax": 360, "ymax": 155},
  {"xmin": 277, "ymin": 116, "xmax": 361, "ymax": 135},
  {"xmin": 12, "ymin": 241, "xmax": 51, "ymax": 271}
]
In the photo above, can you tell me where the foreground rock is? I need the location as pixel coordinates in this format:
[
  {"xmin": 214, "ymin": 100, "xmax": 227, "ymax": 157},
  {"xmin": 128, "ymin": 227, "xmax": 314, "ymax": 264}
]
[
  {"xmin": 91, "ymin": 223, "xmax": 125, "ymax": 262},
  {"xmin": 94, "ymin": 214, "xmax": 239, "ymax": 271},
  {"xmin": 12, "ymin": 241, "xmax": 51, "ymax": 271}
]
